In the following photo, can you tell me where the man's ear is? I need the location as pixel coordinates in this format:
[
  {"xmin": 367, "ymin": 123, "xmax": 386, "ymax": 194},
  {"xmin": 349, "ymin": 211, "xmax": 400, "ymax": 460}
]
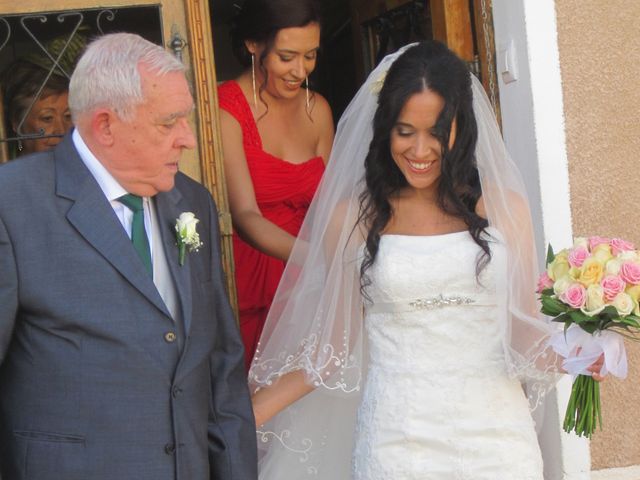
[{"xmin": 90, "ymin": 109, "xmax": 117, "ymax": 147}]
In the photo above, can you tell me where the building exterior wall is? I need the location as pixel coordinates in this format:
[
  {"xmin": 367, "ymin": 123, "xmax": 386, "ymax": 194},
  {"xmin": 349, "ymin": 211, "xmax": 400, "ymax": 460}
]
[{"xmin": 554, "ymin": 0, "xmax": 640, "ymax": 471}]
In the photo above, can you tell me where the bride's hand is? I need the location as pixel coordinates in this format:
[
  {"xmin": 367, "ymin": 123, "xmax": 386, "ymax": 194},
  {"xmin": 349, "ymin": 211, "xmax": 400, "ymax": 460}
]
[
  {"xmin": 587, "ymin": 353, "xmax": 605, "ymax": 382},
  {"xmin": 250, "ymin": 370, "xmax": 316, "ymax": 429},
  {"xmin": 557, "ymin": 350, "xmax": 606, "ymax": 382},
  {"xmin": 252, "ymin": 395, "xmax": 268, "ymax": 428}
]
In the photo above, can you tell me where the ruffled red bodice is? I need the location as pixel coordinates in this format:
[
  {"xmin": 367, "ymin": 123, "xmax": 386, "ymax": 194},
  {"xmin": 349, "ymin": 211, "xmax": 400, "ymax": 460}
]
[{"xmin": 218, "ymin": 81, "xmax": 325, "ymax": 358}]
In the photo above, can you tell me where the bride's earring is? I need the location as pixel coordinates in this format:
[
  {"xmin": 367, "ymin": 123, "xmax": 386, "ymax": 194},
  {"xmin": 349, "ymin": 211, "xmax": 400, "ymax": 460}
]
[
  {"xmin": 17, "ymin": 139, "xmax": 23, "ymax": 152},
  {"xmin": 305, "ymin": 76, "xmax": 310, "ymax": 112},
  {"xmin": 251, "ymin": 53, "xmax": 258, "ymax": 110}
]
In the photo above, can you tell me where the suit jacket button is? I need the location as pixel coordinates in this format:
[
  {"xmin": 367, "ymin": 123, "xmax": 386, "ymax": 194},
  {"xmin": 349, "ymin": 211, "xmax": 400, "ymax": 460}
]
[
  {"xmin": 164, "ymin": 332, "xmax": 177, "ymax": 343},
  {"xmin": 164, "ymin": 443, "xmax": 176, "ymax": 455}
]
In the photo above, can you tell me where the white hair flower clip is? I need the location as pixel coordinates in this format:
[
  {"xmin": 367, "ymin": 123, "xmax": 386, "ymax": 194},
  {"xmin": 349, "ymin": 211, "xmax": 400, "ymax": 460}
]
[{"xmin": 369, "ymin": 70, "xmax": 388, "ymax": 95}]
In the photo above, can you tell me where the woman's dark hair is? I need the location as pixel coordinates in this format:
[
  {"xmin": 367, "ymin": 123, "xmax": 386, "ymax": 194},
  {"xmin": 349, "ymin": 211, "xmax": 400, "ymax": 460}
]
[
  {"xmin": 230, "ymin": 0, "xmax": 321, "ymax": 114},
  {"xmin": 358, "ymin": 41, "xmax": 490, "ymax": 292},
  {"xmin": 231, "ymin": 0, "xmax": 322, "ymax": 67}
]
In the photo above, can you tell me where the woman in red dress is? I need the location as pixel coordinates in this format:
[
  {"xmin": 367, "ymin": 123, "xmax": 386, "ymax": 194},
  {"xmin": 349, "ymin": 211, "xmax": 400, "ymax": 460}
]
[{"xmin": 218, "ymin": 0, "xmax": 334, "ymax": 370}]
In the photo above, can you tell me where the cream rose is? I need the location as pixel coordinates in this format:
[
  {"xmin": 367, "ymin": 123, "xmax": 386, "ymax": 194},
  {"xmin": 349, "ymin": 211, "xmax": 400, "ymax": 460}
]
[
  {"xmin": 612, "ymin": 292, "xmax": 634, "ymax": 316},
  {"xmin": 588, "ymin": 236, "xmax": 610, "ymax": 250},
  {"xmin": 625, "ymin": 285, "xmax": 640, "ymax": 315},
  {"xmin": 553, "ymin": 274, "xmax": 574, "ymax": 296},
  {"xmin": 625, "ymin": 284, "xmax": 640, "ymax": 302},
  {"xmin": 573, "ymin": 237, "xmax": 589, "ymax": 249},
  {"xmin": 605, "ymin": 258, "xmax": 622, "ymax": 276},
  {"xmin": 568, "ymin": 266, "xmax": 581, "ymax": 280},
  {"xmin": 592, "ymin": 243, "xmax": 613, "ymax": 264},
  {"xmin": 618, "ymin": 250, "xmax": 639, "ymax": 262},
  {"xmin": 581, "ymin": 284, "xmax": 606, "ymax": 317},
  {"xmin": 548, "ymin": 251, "xmax": 570, "ymax": 281}
]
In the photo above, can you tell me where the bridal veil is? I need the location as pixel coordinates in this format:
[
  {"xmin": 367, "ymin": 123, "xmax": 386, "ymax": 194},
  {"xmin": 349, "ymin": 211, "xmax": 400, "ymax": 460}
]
[{"xmin": 248, "ymin": 42, "xmax": 559, "ymax": 479}]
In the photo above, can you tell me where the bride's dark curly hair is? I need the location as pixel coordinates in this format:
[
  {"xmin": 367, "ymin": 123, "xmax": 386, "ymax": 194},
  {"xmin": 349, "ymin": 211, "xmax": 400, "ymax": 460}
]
[{"xmin": 358, "ymin": 41, "xmax": 490, "ymax": 291}]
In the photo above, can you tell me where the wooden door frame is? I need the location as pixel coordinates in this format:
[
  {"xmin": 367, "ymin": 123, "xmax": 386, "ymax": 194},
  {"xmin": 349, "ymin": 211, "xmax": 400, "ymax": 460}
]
[
  {"xmin": 348, "ymin": 0, "xmax": 500, "ymax": 121},
  {"xmin": 182, "ymin": 0, "xmax": 237, "ymax": 309},
  {"xmin": 431, "ymin": 0, "xmax": 501, "ymax": 124}
]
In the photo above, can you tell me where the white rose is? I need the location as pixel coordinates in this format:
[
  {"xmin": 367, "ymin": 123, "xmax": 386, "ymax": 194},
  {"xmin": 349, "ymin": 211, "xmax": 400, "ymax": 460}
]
[
  {"xmin": 553, "ymin": 274, "xmax": 574, "ymax": 296},
  {"xmin": 175, "ymin": 212, "xmax": 203, "ymax": 256},
  {"xmin": 177, "ymin": 212, "xmax": 199, "ymax": 239},
  {"xmin": 592, "ymin": 245, "xmax": 613, "ymax": 264},
  {"xmin": 612, "ymin": 292, "xmax": 634, "ymax": 316},
  {"xmin": 573, "ymin": 237, "xmax": 589, "ymax": 249},
  {"xmin": 581, "ymin": 284, "xmax": 605, "ymax": 317},
  {"xmin": 605, "ymin": 258, "xmax": 622, "ymax": 276},
  {"xmin": 618, "ymin": 250, "xmax": 639, "ymax": 262}
]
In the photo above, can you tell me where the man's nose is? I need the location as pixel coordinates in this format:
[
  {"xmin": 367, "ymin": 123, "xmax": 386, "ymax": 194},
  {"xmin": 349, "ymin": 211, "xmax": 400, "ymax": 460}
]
[{"xmin": 177, "ymin": 119, "xmax": 196, "ymax": 149}]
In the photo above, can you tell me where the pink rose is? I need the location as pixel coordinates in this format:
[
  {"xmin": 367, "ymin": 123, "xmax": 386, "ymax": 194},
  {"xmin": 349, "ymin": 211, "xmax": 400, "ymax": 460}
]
[
  {"xmin": 589, "ymin": 236, "xmax": 611, "ymax": 250},
  {"xmin": 560, "ymin": 283, "xmax": 587, "ymax": 309},
  {"xmin": 620, "ymin": 261, "xmax": 640, "ymax": 285},
  {"xmin": 568, "ymin": 246, "xmax": 589, "ymax": 268},
  {"xmin": 610, "ymin": 238, "xmax": 635, "ymax": 256},
  {"xmin": 600, "ymin": 274, "xmax": 626, "ymax": 301},
  {"xmin": 536, "ymin": 271, "xmax": 554, "ymax": 293}
]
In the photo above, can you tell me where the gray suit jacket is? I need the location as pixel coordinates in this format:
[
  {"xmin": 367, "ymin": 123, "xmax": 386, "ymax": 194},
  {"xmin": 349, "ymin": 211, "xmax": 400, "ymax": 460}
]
[{"xmin": 0, "ymin": 134, "xmax": 257, "ymax": 480}]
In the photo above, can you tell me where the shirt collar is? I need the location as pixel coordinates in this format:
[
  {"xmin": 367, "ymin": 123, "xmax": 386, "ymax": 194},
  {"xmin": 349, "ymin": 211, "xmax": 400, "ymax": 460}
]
[{"xmin": 72, "ymin": 128, "xmax": 128, "ymax": 202}]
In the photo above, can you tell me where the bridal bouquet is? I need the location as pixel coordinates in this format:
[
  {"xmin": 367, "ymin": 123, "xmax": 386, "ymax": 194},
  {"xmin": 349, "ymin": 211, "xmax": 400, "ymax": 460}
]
[{"xmin": 538, "ymin": 236, "xmax": 640, "ymax": 437}]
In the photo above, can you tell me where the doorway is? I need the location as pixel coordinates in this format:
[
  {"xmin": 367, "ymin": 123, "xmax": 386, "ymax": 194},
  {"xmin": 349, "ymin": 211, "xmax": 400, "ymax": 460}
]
[{"xmin": 209, "ymin": 0, "xmax": 499, "ymax": 124}]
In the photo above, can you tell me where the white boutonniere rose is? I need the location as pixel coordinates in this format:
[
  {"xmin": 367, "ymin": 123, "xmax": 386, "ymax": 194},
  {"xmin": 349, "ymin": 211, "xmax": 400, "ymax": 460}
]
[{"xmin": 175, "ymin": 212, "xmax": 203, "ymax": 266}]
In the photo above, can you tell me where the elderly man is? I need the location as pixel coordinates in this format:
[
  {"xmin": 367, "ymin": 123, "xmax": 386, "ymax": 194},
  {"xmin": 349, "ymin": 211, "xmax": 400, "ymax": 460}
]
[{"xmin": 0, "ymin": 33, "xmax": 257, "ymax": 480}]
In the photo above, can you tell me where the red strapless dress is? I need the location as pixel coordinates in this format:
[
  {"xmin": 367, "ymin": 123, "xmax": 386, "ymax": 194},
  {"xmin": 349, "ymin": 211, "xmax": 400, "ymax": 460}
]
[{"xmin": 218, "ymin": 81, "xmax": 325, "ymax": 370}]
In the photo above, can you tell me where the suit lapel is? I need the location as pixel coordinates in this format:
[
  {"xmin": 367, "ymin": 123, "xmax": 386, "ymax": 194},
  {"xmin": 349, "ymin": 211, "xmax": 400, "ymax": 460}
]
[
  {"xmin": 155, "ymin": 190, "xmax": 194, "ymax": 335},
  {"xmin": 55, "ymin": 134, "xmax": 172, "ymax": 320}
]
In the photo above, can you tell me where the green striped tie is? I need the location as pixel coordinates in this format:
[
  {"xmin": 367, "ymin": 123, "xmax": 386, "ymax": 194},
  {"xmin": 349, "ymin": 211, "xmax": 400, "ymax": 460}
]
[{"xmin": 118, "ymin": 194, "xmax": 153, "ymax": 277}]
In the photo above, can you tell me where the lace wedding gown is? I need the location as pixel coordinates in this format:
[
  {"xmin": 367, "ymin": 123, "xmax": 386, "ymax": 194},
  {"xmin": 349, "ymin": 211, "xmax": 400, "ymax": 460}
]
[{"xmin": 352, "ymin": 230, "xmax": 543, "ymax": 480}]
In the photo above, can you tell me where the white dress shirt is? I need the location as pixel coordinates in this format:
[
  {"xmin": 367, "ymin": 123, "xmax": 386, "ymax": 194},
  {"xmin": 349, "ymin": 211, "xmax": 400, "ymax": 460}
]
[{"xmin": 72, "ymin": 129, "xmax": 153, "ymax": 256}]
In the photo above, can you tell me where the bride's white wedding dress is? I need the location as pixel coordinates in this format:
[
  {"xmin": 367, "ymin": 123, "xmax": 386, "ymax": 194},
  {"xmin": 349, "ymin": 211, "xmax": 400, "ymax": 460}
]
[{"xmin": 352, "ymin": 230, "xmax": 543, "ymax": 479}]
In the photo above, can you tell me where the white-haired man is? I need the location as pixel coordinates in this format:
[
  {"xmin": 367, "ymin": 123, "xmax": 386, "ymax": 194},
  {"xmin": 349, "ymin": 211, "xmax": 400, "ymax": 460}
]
[{"xmin": 0, "ymin": 32, "xmax": 257, "ymax": 480}]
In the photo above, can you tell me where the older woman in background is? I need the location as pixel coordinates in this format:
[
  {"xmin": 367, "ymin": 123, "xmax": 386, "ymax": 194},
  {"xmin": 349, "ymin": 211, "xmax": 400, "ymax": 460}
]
[
  {"xmin": 1, "ymin": 32, "xmax": 85, "ymax": 158},
  {"xmin": 2, "ymin": 60, "xmax": 72, "ymax": 156}
]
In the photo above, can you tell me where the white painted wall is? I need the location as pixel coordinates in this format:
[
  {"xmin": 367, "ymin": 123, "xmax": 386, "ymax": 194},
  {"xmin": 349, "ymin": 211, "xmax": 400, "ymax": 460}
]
[{"xmin": 491, "ymin": 1, "xmax": 590, "ymax": 479}]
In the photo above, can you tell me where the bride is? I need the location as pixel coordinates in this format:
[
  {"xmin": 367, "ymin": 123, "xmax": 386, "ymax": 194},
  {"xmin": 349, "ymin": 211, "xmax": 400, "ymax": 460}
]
[{"xmin": 247, "ymin": 41, "xmax": 601, "ymax": 479}]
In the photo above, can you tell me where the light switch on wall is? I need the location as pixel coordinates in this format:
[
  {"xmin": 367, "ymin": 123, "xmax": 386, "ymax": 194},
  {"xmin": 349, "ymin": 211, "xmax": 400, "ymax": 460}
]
[{"xmin": 498, "ymin": 40, "xmax": 519, "ymax": 84}]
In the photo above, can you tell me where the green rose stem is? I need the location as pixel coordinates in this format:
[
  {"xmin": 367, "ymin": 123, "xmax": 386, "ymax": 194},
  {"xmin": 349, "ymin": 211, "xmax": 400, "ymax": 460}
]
[
  {"xmin": 563, "ymin": 374, "xmax": 601, "ymax": 438},
  {"xmin": 178, "ymin": 242, "xmax": 186, "ymax": 266}
]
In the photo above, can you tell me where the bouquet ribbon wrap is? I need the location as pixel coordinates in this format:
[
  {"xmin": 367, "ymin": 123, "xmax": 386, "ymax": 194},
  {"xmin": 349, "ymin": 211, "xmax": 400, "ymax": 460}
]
[{"xmin": 548, "ymin": 324, "xmax": 628, "ymax": 379}]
